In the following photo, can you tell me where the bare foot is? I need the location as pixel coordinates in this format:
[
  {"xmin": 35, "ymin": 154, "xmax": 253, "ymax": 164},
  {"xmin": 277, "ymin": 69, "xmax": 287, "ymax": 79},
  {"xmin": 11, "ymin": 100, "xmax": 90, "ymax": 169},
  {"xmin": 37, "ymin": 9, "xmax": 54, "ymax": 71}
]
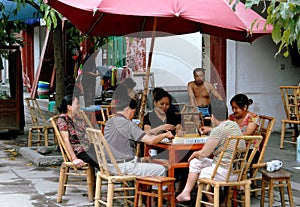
[{"xmin": 176, "ymin": 192, "xmax": 190, "ymax": 202}]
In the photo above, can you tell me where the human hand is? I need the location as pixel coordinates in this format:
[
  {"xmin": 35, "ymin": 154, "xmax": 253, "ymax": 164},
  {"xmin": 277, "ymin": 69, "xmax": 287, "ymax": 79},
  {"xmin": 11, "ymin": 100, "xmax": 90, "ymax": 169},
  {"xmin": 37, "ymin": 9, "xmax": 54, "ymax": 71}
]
[
  {"xmin": 72, "ymin": 158, "xmax": 85, "ymax": 168},
  {"xmin": 176, "ymin": 130, "xmax": 184, "ymax": 137},
  {"xmin": 200, "ymin": 126, "xmax": 211, "ymax": 134},
  {"xmin": 162, "ymin": 124, "xmax": 175, "ymax": 131},
  {"xmin": 164, "ymin": 131, "xmax": 174, "ymax": 139},
  {"xmin": 188, "ymin": 151, "xmax": 200, "ymax": 162}
]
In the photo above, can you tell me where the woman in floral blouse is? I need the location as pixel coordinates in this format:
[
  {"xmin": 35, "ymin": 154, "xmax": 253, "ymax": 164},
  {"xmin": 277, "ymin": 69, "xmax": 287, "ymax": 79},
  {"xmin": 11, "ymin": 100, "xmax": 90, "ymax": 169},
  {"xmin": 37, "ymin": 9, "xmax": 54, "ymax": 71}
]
[{"xmin": 57, "ymin": 95, "xmax": 98, "ymax": 169}]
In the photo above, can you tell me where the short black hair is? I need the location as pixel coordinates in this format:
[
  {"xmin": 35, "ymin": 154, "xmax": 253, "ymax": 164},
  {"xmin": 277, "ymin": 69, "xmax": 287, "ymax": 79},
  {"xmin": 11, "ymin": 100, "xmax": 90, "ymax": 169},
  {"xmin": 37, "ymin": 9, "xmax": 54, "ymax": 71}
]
[
  {"xmin": 153, "ymin": 90, "xmax": 172, "ymax": 104},
  {"xmin": 116, "ymin": 98, "xmax": 138, "ymax": 111},
  {"xmin": 193, "ymin": 67, "xmax": 206, "ymax": 75}
]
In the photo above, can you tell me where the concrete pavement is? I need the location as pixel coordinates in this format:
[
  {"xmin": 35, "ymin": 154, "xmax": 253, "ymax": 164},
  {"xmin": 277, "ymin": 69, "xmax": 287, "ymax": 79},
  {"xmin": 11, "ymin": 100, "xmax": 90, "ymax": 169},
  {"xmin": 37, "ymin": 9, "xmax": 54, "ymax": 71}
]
[{"xmin": 0, "ymin": 104, "xmax": 300, "ymax": 206}]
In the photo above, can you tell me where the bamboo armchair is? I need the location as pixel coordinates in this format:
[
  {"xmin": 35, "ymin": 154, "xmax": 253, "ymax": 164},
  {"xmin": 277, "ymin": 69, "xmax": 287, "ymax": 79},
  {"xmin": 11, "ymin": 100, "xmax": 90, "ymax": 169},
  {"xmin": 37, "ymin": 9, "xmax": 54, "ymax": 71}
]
[
  {"xmin": 79, "ymin": 109, "xmax": 95, "ymax": 129},
  {"xmin": 249, "ymin": 115, "xmax": 276, "ymax": 195},
  {"xmin": 195, "ymin": 135, "xmax": 263, "ymax": 207},
  {"xmin": 97, "ymin": 105, "xmax": 114, "ymax": 132},
  {"xmin": 279, "ymin": 86, "xmax": 300, "ymax": 149},
  {"xmin": 86, "ymin": 128, "xmax": 136, "ymax": 207},
  {"xmin": 50, "ymin": 115, "xmax": 95, "ymax": 203},
  {"xmin": 25, "ymin": 98, "xmax": 54, "ymax": 147}
]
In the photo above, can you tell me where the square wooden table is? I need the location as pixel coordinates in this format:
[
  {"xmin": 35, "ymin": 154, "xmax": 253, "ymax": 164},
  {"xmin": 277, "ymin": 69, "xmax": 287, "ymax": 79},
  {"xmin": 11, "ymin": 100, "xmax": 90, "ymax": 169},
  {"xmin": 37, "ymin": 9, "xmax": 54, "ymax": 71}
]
[{"xmin": 144, "ymin": 136, "xmax": 205, "ymax": 177}]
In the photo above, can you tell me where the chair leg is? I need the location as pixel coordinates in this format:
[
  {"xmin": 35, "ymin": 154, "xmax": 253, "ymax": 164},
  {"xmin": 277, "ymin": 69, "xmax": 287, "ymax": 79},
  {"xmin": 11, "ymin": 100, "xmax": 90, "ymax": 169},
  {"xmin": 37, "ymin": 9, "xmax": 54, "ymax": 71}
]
[
  {"xmin": 280, "ymin": 121, "xmax": 286, "ymax": 149},
  {"xmin": 244, "ymin": 181, "xmax": 251, "ymax": 207},
  {"xmin": 268, "ymin": 180, "xmax": 274, "ymax": 207},
  {"xmin": 279, "ymin": 181, "xmax": 286, "ymax": 207},
  {"xmin": 134, "ymin": 182, "xmax": 140, "ymax": 207},
  {"xmin": 86, "ymin": 167, "xmax": 95, "ymax": 202},
  {"xmin": 169, "ymin": 180, "xmax": 175, "ymax": 207},
  {"xmin": 260, "ymin": 177, "xmax": 266, "ymax": 207},
  {"xmin": 107, "ymin": 182, "xmax": 114, "ymax": 207},
  {"xmin": 28, "ymin": 128, "xmax": 32, "ymax": 147},
  {"xmin": 44, "ymin": 128, "xmax": 49, "ymax": 146},
  {"xmin": 195, "ymin": 183, "xmax": 203, "ymax": 207},
  {"xmin": 57, "ymin": 165, "xmax": 67, "ymax": 203},
  {"xmin": 94, "ymin": 174, "xmax": 101, "ymax": 207},
  {"xmin": 214, "ymin": 186, "xmax": 220, "ymax": 207},
  {"xmin": 286, "ymin": 179, "xmax": 295, "ymax": 207}
]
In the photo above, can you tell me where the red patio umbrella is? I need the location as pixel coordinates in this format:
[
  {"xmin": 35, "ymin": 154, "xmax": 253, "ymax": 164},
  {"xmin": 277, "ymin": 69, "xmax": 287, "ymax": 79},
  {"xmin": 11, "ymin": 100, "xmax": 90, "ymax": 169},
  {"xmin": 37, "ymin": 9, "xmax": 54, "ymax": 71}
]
[
  {"xmin": 44, "ymin": 0, "xmax": 271, "ymax": 42},
  {"xmin": 44, "ymin": 0, "xmax": 272, "ymax": 121}
]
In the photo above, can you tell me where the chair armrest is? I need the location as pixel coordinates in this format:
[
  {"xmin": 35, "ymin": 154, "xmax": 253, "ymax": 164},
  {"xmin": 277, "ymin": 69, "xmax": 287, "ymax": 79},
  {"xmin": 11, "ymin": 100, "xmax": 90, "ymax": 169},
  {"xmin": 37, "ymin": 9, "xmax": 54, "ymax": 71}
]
[{"xmin": 251, "ymin": 162, "xmax": 266, "ymax": 169}]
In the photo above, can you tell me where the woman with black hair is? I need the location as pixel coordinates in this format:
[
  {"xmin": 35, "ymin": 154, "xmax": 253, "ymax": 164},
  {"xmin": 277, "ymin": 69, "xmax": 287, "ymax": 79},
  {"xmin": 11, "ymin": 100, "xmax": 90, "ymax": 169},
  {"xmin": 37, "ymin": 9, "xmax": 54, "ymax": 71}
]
[
  {"xmin": 56, "ymin": 95, "xmax": 98, "ymax": 169},
  {"xmin": 144, "ymin": 90, "xmax": 183, "ymax": 136},
  {"xmin": 229, "ymin": 93, "xmax": 259, "ymax": 135}
]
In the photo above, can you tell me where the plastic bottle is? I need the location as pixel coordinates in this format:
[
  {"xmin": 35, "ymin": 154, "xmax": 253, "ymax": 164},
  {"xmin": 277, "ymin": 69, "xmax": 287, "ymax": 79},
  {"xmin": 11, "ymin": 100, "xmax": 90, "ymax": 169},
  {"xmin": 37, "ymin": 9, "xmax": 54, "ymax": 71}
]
[{"xmin": 297, "ymin": 135, "xmax": 300, "ymax": 162}]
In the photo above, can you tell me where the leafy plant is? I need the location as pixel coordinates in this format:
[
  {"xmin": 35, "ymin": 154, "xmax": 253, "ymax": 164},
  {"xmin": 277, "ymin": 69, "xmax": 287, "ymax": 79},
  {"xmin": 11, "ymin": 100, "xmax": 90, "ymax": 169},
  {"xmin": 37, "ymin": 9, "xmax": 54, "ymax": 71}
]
[{"xmin": 244, "ymin": 0, "xmax": 300, "ymax": 57}]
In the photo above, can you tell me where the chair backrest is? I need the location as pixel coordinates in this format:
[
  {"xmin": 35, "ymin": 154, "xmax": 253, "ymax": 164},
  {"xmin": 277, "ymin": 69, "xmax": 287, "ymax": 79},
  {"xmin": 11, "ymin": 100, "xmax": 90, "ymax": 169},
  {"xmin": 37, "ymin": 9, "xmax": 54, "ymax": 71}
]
[
  {"xmin": 79, "ymin": 110, "xmax": 94, "ymax": 129},
  {"xmin": 50, "ymin": 115, "xmax": 73, "ymax": 163},
  {"xmin": 256, "ymin": 115, "xmax": 276, "ymax": 162},
  {"xmin": 100, "ymin": 105, "xmax": 113, "ymax": 122},
  {"xmin": 25, "ymin": 97, "xmax": 48, "ymax": 126},
  {"xmin": 280, "ymin": 86, "xmax": 300, "ymax": 121},
  {"xmin": 211, "ymin": 135, "xmax": 263, "ymax": 182},
  {"xmin": 86, "ymin": 127, "xmax": 123, "ymax": 177}
]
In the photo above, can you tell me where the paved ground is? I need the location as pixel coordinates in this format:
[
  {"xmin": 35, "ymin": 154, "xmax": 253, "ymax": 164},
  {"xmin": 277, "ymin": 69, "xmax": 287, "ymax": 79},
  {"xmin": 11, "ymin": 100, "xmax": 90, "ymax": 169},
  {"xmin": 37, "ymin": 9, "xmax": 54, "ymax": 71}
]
[{"xmin": 0, "ymin": 103, "xmax": 300, "ymax": 206}]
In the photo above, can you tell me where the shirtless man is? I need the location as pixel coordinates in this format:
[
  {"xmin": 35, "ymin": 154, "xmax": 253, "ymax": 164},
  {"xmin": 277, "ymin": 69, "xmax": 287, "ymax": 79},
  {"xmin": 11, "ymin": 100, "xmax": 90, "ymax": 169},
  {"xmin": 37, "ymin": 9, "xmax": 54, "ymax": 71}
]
[{"xmin": 187, "ymin": 68, "xmax": 223, "ymax": 117}]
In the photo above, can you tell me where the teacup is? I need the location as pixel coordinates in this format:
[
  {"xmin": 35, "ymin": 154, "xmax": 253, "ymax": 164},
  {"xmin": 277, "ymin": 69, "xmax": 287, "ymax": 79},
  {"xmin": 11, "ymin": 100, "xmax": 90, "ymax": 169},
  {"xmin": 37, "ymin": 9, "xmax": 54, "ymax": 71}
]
[
  {"xmin": 267, "ymin": 161, "xmax": 275, "ymax": 172},
  {"xmin": 272, "ymin": 160, "xmax": 283, "ymax": 171},
  {"xmin": 148, "ymin": 149, "xmax": 157, "ymax": 157},
  {"xmin": 267, "ymin": 160, "xmax": 283, "ymax": 172}
]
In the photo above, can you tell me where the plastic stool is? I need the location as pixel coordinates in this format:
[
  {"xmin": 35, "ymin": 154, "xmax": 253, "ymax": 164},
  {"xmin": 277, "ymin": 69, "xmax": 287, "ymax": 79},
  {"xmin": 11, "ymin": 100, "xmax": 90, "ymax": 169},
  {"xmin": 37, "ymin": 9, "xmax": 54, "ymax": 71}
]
[
  {"xmin": 260, "ymin": 169, "xmax": 294, "ymax": 207},
  {"xmin": 134, "ymin": 176, "xmax": 175, "ymax": 207}
]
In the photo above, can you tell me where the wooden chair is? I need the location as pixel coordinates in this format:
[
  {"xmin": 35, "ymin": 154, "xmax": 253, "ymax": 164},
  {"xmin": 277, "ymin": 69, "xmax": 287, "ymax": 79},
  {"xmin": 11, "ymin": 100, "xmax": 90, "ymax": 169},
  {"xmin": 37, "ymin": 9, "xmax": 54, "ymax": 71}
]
[
  {"xmin": 279, "ymin": 86, "xmax": 300, "ymax": 149},
  {"xmin": 134, "ymin": 176, "xmax": 176, "ymax": 207},
  {"xmin": 49, "ymin": 115, "xmax": 95, "ymax": 203},
  {"xmin": 179, "ymin": 104, "xmax": 204, "ymax": 134},
  {"xmin": 97, "ymin": 105, "xmax": 114, "ymax": 132},
  {"xmin": 25, "ymin": 98, "xmax": 54, "ymax": 147},
  {"xmin": 260, "ymin": 169, "xmax": 295, "ymax": 207},
  {"xmin": 248, "ymin": 115, "xmax": 276, "ymax": 195},
  {"xmin": 195, "ymin": 135, "xmax": 263, "ymax": 207},
  {"xmin": 85, "ymin": 128, "xmax": 136, "ymax": 207}
]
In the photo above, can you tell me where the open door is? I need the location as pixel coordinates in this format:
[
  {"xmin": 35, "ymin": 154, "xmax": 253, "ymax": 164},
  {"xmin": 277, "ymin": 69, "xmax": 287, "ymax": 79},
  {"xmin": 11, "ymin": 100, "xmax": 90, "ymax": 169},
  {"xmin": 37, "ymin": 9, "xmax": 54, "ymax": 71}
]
[{"xmin": 0, "ymin": 46, "xmax": 25, "ymax": 132}]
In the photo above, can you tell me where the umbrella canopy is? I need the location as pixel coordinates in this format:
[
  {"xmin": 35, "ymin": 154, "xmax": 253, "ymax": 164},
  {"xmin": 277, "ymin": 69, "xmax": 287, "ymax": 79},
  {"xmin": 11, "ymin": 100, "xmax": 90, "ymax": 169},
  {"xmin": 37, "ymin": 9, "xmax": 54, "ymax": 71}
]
[
  {"xmin": 44, "ymin": 0, "xmax": 272, "ymax": 42},
  {"xmin": 44, "ymin": 0, "xmax": 272, "ymax": 122},
  {"xmin": 0, "ymin": 0, "xmax": 40, "ymax": 21}
]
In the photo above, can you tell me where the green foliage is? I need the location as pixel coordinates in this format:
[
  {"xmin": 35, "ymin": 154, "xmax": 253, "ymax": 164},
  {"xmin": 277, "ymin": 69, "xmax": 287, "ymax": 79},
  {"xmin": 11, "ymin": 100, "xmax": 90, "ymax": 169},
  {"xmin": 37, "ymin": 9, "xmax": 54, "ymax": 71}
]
[
  {"xmin": 244, "ymin": 0, "xmax": 300, "ymax": 57},
  {"xmin": 0, "ymin": 1, "xmax": 28, "ymax": 46}
]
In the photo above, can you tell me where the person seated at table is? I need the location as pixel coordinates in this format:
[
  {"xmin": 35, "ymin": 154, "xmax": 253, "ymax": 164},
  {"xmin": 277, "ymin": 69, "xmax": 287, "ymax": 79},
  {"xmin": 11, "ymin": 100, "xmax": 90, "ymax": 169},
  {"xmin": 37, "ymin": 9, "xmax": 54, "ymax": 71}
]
[
  {"xmin": 104, "ymin": 89, "xmax": 174, "ymax": 176},
  {"xmin": 229, "ymin": 93, "xmax": 260, "ymax": 165},
  {"xmin": 229, "ymin": 93, "xmax": 259, "ymax": 135},
  {"xmin": 144, "ymin": 89, "xmax": 183, "ymax": 136},
  {"xmin": 201, "ymin": 94, "xmax": 259, "ymax": 136},
  {"xmin": 56, "ymin": 94, "xmax": 99, "ymax": 169},
  {"xmin": 176, "ymin": 101, "xmax": 244, "ymax": 203}
]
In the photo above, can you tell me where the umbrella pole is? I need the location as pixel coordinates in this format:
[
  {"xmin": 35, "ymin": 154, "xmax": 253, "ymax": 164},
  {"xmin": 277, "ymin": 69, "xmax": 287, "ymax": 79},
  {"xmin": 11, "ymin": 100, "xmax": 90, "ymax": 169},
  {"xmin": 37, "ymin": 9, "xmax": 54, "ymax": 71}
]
[{"xmin": 138, "ymin": 17, "xmax": 157, "ymax": 127}]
